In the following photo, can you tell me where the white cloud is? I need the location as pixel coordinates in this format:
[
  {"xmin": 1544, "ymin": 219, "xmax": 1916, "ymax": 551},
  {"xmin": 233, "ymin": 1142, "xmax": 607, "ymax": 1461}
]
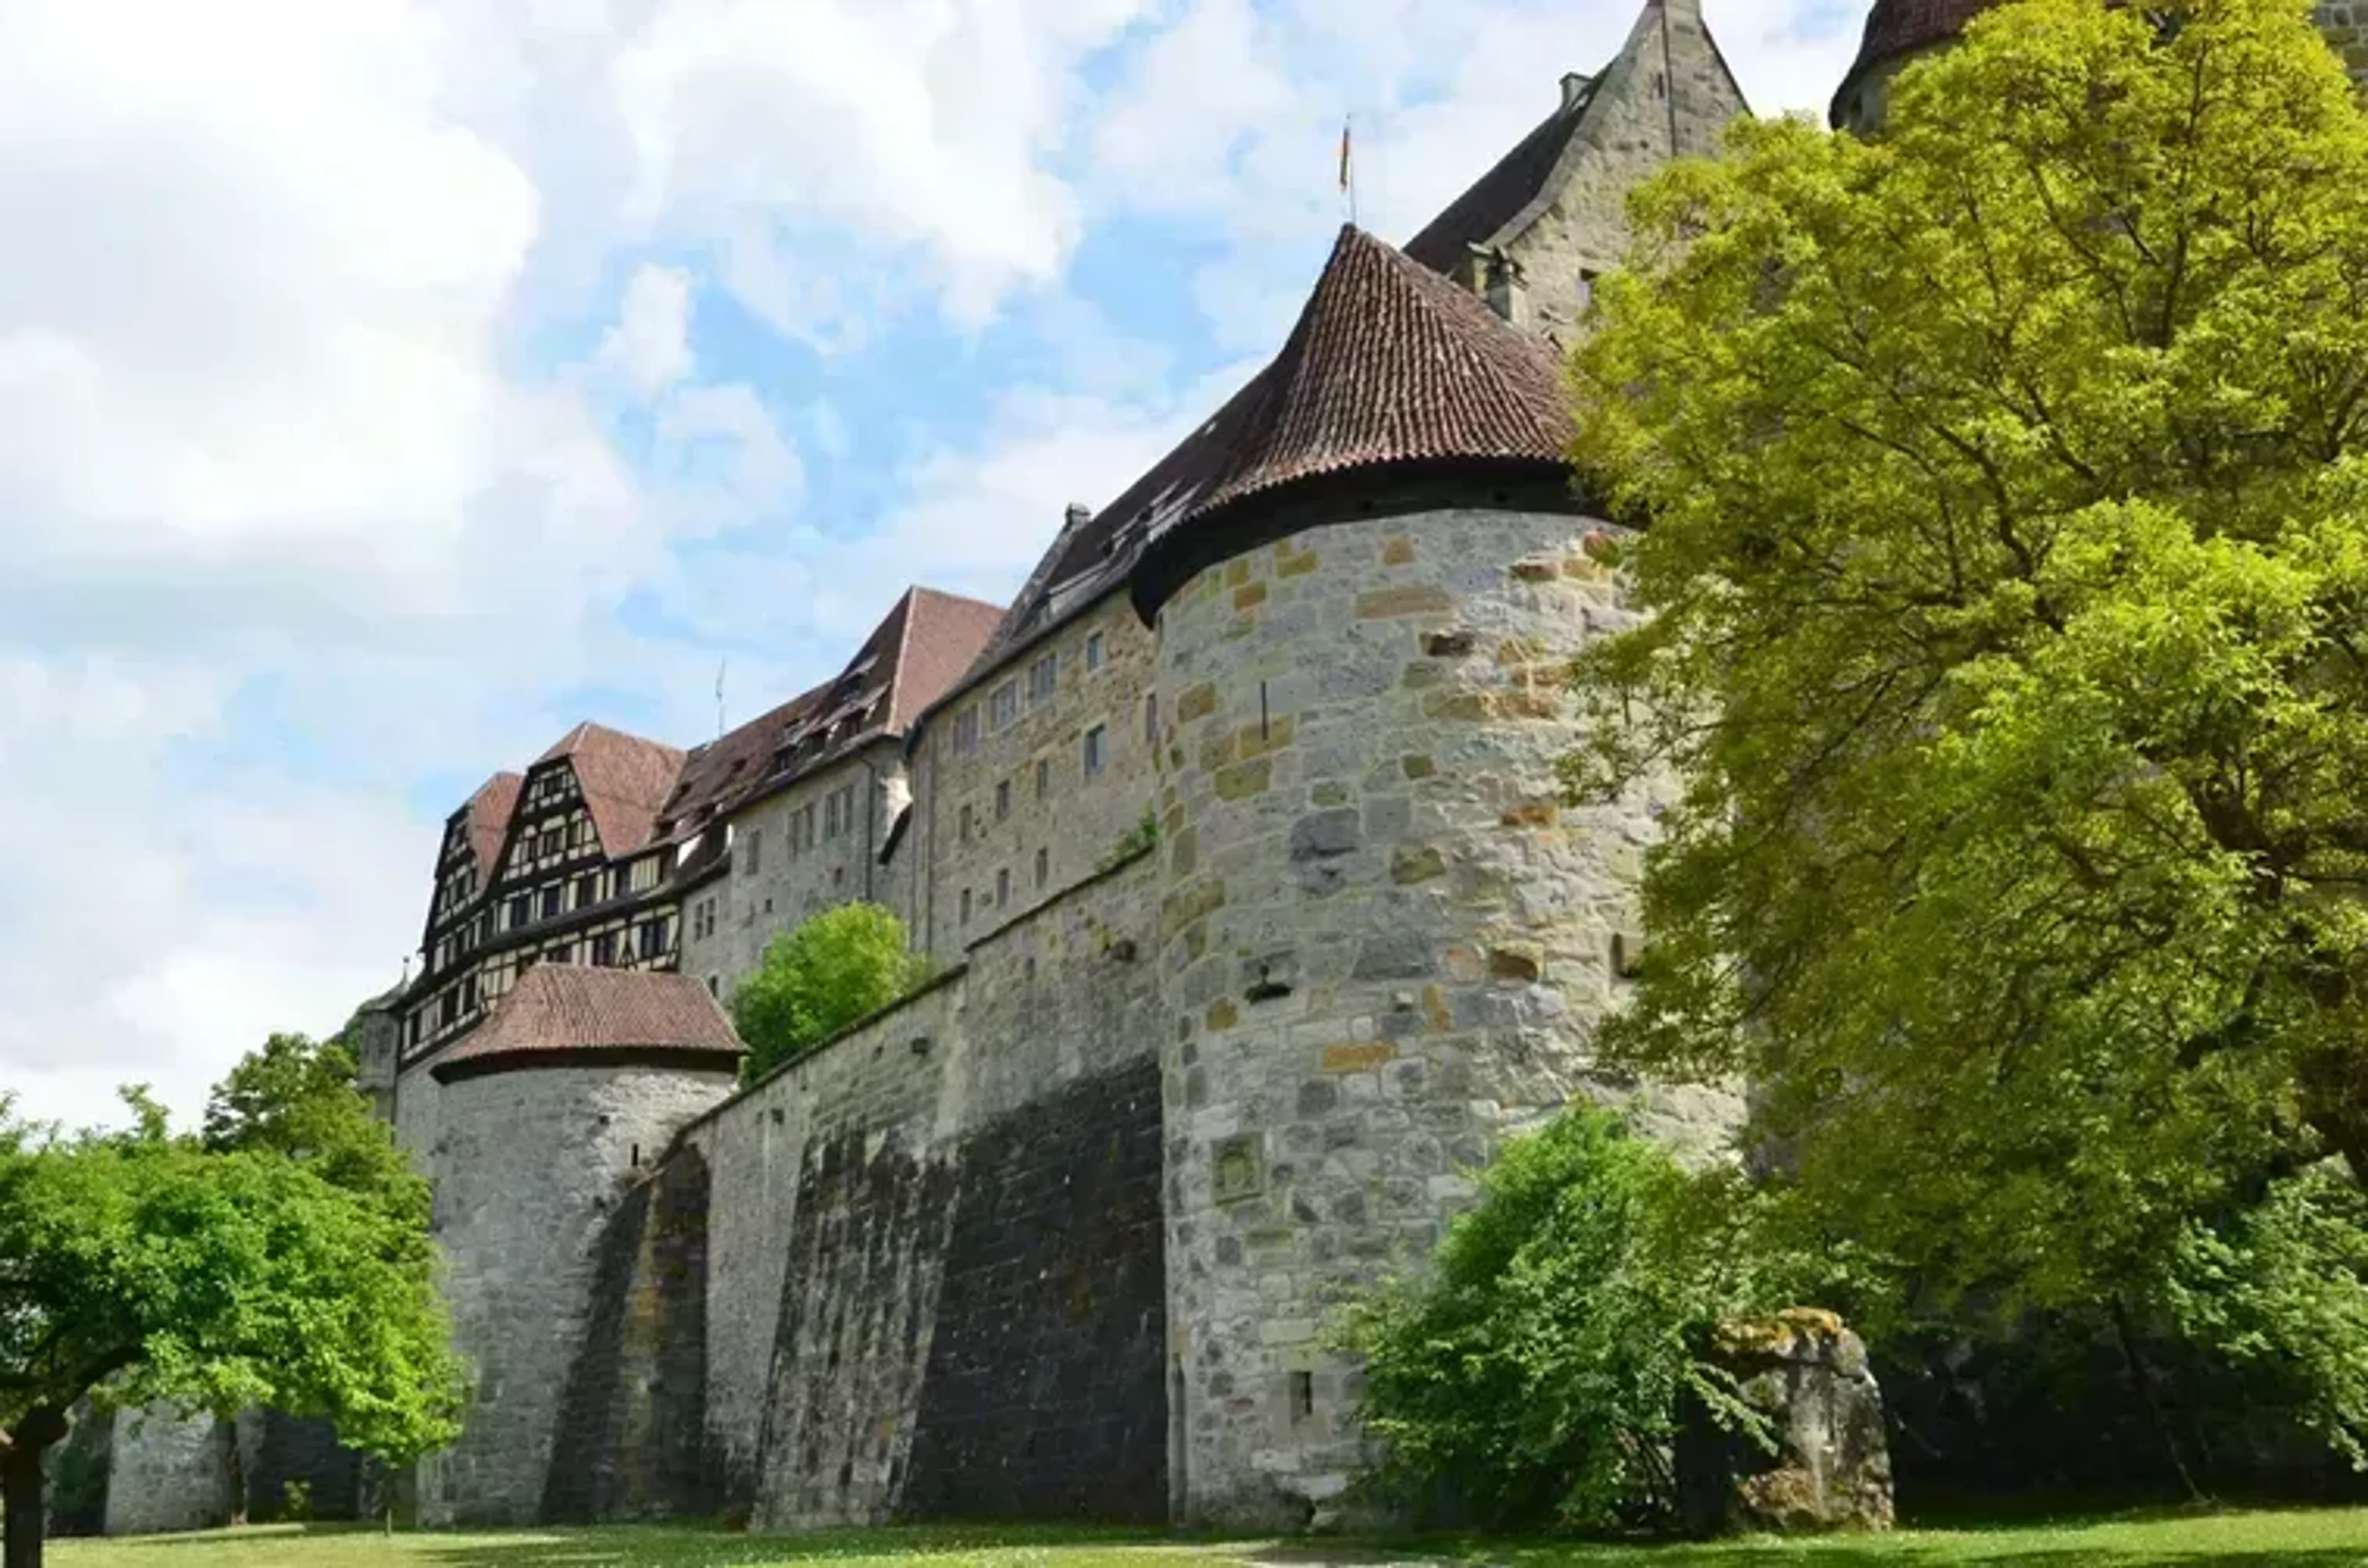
[
  {"xmin": 599, "ymin": 263, "xmax": 697, "ymax": 395},
  {"xmin": 0, "ymin": 0, "xmax": 1881, "ymax": 1135}
]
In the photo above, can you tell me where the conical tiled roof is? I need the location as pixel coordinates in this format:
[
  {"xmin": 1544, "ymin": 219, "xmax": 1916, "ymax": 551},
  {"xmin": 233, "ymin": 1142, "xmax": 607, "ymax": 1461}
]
[
  {"xmin": 1832, "ymin": 0, "xmax": 1997, "ymax": 126},
  {"xmin": 1122, "ymin": 224, "xmax": 1576, "ymax": 615},
  {"xmin": 430, "ymin": 964, "xmax": 743, "ymax": 1083},
  {"xmin": 1192, "ymin": 224, "xmax": 1575, "ymax": 515}
]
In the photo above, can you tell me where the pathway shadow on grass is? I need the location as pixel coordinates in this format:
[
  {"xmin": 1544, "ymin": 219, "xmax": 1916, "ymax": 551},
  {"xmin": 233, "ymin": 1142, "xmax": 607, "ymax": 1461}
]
[{"xmin": 1252, "ymin": 1538, "xmax": 2368, "ymax": 1568}]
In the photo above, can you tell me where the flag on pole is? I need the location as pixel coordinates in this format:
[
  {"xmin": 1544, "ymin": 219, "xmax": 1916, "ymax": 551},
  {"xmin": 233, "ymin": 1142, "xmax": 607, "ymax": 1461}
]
[{"xmin": 1338, "ymin": 118, "xmax": 1352, "ymax": 193}]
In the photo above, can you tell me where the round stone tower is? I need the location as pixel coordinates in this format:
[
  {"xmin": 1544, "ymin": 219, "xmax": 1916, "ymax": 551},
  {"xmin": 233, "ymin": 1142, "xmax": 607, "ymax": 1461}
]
[
  {"xmin": 1132, "ymin": 226, "xmax": 1739, "ymax": 1529},
  {"xmin": 416, "ymin": 964, "xmax": 742, "ymax": 1527}
]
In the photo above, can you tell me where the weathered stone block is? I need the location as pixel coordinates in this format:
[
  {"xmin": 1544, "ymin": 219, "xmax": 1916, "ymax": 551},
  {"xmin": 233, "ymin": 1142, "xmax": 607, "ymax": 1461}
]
[
  {"xmin": 1677, "ymin": 1310, "xmax": 1894, "ymax": 1538},
  {"xmin": 1381, "ymin": 536, "xmax": 1416, "ymax": 565},
  {"xmin": 1213, "ymin": 760, "xmax": 1272, "ymax": 800},
  {"xmin": 1391, "ymin": 845, "xmax": 1445, "ymax": 884},
  {"xmin": 1355, "ymin": 585, "xmax": 1453, "ymax": 618},
  {"xmin": 1178, "ymin": 682, "xmax": 1219, "ymax": 722},
  {"xmin": 1322, "ymin": 1042, "xmax": 1396, "ymax": 1074}
]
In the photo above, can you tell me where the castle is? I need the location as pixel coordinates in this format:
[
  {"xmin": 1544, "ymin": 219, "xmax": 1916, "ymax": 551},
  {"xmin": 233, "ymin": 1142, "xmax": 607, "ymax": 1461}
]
[{"xmin": 89, "ymin": 0, "xmax": 2368, "ymax": 1539}]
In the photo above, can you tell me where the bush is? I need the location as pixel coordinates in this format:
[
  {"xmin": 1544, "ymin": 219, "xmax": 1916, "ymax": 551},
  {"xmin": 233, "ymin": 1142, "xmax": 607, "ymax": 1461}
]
[
  {"xmin": 1339, "ymin": 1104, "xmax": 1806, "ymax": 1533},
  {"xmin": 730, "ymin": 903, "xmax": 929, "ymax": 1081}
]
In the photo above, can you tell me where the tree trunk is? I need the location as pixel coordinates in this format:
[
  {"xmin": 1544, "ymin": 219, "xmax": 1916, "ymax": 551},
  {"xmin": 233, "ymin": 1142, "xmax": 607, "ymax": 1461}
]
[
  {"xmin": 220, "ymin": 1416, "xmax": 247, "ymax": 1529},
  {"xmin": 2111, "ymin": 1296, "xmax": 2205, "ymax": 1504},
  {"xmin": 1, "ymin": 1406, "xmax": 68, "ymax": 1568}
]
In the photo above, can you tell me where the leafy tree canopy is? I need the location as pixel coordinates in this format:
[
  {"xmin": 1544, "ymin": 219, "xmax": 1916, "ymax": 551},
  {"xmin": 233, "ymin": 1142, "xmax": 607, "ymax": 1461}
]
[
  {"xmin": 730, "ymin": 902, "xmax": 930, "ymax": 1080},
  {"xmin": 1568, "ymin": 0, "xmax": 2368, "ymax": 1310},
  {"xmin": 0, "ymin": 1044, "xmax": 462, "ymax": 1566}
]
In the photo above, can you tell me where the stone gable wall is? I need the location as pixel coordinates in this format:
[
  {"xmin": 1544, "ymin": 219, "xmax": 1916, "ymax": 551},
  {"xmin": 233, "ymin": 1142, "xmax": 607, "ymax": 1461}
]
[{"xmin": 1499, "ymin": 0, "xmax": 1748, "ymax": 351}]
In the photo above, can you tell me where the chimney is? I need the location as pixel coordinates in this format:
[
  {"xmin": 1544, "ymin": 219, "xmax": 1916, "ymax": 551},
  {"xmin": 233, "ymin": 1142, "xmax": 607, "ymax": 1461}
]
[
  {"xmin": 1560, "ymin": 72, "xmax": 1590, "ymax": 112},
  {"xmin": 1481, "ymin": 251, "xmax": 1529, "ymax": 328},
  {"xmin": 1065, "ymin": 503, "xmax": 1093, "ymax": 531}
]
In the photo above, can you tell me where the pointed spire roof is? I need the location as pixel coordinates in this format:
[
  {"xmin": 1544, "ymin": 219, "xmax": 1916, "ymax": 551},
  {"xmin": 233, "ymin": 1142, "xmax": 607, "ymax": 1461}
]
[
  {"xmin": 1195, "ymin": 224, "xmax": 1575, "ymax": 514},
  {"xmin": 1125, "ymin": 224, "xmax": 1576, "ymax": 615},
  {"xmin": 1832, "ymin": 0, "xmax": 1996, "ymax": 127}
]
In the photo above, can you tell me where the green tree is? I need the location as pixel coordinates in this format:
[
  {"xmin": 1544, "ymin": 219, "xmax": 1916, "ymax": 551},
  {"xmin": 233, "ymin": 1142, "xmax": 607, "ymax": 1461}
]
[
  {"xmin": 0, "ymin": 1076, "xmax": 463, "ymax": 1568},
  {"xmin": 1341, "ymin": 1106, "xmax": 1824, "ymax": 1532},
  {"xmin": 1566, "ymin": 0, "xmax": 2368, "ymax": 1313},
  {"xmin": 730, "ymin": 902, "xmax": 929, "ymax": 1080}
]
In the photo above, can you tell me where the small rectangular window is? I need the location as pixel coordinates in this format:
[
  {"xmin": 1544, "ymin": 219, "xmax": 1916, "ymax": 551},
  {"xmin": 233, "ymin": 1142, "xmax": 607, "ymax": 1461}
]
[
  {"xmin": 1029, "ymin": 652, "xmax": 1058, "ymax": 705},
  {"xmin": 995, "ymin": 779, "xmax": 1011, "ymax": 821},
  {"xmin": 1290, "ymin": 1369, "xmax": 1315, "ymax": 1423},
  {"xmin": 1035, "ymin": 758, "xmax": 1050, "ymax": 800},
  {"xmin": 959, "ymin": 803, "xmax": 973, "ymax": 843},
  {"xmin": 1084, "ymin": 631, "xmax": 1104, "ymax": 671},
  {"xmin": 592, "ymin": 931, "xmax": 615, "ymax": 967},
  {"xmin": 1035, "ymin": 846, "xmax": 1049, "ymax": 888},
  {"xmin": 1083, "ymin": 724, "xmax": 1108, "ymax": 779},
  {"xmin": 997, "ymin": 868, "xmax": 1011, "ymax": 907},
  {"xmin": 745, "ymin": 827, "xmax": 763, "ymax": 875},
  {"xmin": 540, "ymin": 885, "xmax": 562, "ymax": 921},
  {"xmin": 960, "ymin": 888, "xmax": 972, "ymax": 926},
  {"xmin": 990, "ymin": 680, "xmax": 1020, "ymax": 731},
  {"xmin": 954, "ymin": 708, "xmax": 980, "ymax": 755},
  {"xmin": 1145, "ymin": 692, "xmax": 1159, "ymax": 744}
]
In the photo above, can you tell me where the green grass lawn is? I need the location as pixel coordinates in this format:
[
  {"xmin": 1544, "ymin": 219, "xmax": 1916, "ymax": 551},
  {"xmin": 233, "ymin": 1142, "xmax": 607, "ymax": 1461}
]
[{"xmin": 38, "ymin": 1509, "xmax": 2368, "ymax": 1568}]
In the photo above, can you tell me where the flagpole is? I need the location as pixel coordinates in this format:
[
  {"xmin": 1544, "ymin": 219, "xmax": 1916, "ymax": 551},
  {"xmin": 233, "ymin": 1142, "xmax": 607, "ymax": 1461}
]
[{"xmin": 1340, "ymin": 113, "xmax": 1358, "ymax": 229}]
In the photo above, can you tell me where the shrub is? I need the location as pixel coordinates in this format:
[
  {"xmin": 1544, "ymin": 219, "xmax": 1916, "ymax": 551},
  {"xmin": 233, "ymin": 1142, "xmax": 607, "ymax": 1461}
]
[
  {"xmin": 1339, "ymin": 1105, "xmax": 1806, "ymax": 1532},
  {"xmin": 730, "ymin": 903, "xmax": 929, "ymax": 1081}
]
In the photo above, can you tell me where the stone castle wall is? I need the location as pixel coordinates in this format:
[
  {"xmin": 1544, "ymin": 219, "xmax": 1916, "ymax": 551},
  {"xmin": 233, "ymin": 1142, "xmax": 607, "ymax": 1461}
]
[
  {"xmin": 557, "ymin": 848, "xmax": 1172, "ymax": 1529},
  {"xmin": 1149, "ymin": 506, "xmax": 1741, "ymax": 1527}
]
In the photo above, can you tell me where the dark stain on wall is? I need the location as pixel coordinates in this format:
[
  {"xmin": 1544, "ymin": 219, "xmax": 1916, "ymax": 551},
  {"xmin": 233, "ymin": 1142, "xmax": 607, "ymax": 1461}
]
[
  {"xmin": 902, "ymin": 1057, "xmax": 1169, "ymax": 1525},
  {"xmin": 544, "ymin": 1146, "xmax": 716, "ymax": 1522},
  {"xmin": 757, "ymin": 1123, "xmax": 963, "ymax": 1525}
]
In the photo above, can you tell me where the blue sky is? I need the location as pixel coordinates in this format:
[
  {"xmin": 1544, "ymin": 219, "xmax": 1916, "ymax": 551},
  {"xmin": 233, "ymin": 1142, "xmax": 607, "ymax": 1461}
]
[{"xmin": 0, "ymin": 0, "xmax": 1868, "ymax": 1131}]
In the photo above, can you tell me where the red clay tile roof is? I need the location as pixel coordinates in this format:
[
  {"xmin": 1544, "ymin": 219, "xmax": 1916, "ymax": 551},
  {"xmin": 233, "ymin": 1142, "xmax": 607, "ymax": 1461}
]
[
  {"xmin": 948, "ymin": 225, "xmax": 1576, "ymax": 686},
  {"xmin": 464, "ymin": 772, "xmax": 524, "ymax": 876},
  {"xmin": 655, "ymin": 586, "xmax": 1001, "ymax": 837},
  {"xmin": 1834, "ymin": 0, "xmax": 1996, "ymax": 122},
  {"xmin": 430, "ymin": 964, "xmax": 742, "ymax": 1082},
  {"xmin": 538, "ymin": 722, "xmax": 686, "ymax": 857},
  {"xmin": 1191, "ymin": 224, "xmax": 1575, "ymax": 514}
]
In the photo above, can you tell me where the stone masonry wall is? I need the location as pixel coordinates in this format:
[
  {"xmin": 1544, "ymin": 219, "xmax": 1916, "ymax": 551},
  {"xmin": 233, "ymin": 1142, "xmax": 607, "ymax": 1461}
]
[
  {"xmin": 1499, "ymin": 0, "xmax": 1746, "ymax": 352},
  {"xmin": 683, "ymin": 741, "xmax": 908, "ymax": 1001},
  {"xmin": 102, "ymin": 1406, "xmax": 229, "ymax": 1537},
  {"xmin": 910, "ymin": 589, "xmax": 1161, "ymax": 964},
  {"xmin": 638, "ymin": 846, "xmax": 1167, "ymax": 1529},
  {"xmin": 417, "ymin": 1063, "xmax": 737, "ymax": 1527},
  {"xmin": 1151, "ymin": 507, "xmax": 1742, "ymax": 1529}
]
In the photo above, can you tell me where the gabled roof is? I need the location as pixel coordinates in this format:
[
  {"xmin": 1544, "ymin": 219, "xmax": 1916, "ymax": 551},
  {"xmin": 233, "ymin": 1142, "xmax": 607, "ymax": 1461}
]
[
  {"xmin": 536, "ymin": 722, "xmax": 686, "ymax": 857},
  {"xmin": 463, "ymin": 772, "xmax": 524, "ymax": 876},
  {"xmin": 430, "ymin": 964, "xmax": 743, "ymax": 1083},
  {"xmin": 655, "ymin": 586, "xmax": 1003, "ymax": 837},
  {"xmin": 1404, "ymin": 78, "xmax": 1599, "ymax": 276},
  {"xmin": 1403, "ymin": 0, "xmax": 1746, "ymax": 277},
  {"xmin": 1832, "ymin": 0, "xmax": 1994, "ymax": 124}
]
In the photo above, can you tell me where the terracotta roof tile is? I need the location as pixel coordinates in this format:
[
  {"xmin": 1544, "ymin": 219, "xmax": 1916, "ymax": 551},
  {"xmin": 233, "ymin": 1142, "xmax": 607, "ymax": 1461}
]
[
  {"xmin": 538, "ymin": 723, "xmax": 686, "ymax": 856},
  {"xmin": 1834, "ymin": 0, "xmax": 1997, "ymax": 121},
  {"xmin": 430, "ymin": 964, "xmax": 742, "ymax": 1081},
  {"xmin": 464, "ymin": 772, "xmax": 524, "ymax": 876},
  {"xmin": 657, "ymin": 586, "xmax": 1002, "ymax": 836},
  {"xmin": 955, "ymin": 225, "xmax": 1574, "ymax": 683},
  {"xmin": 1188, "ymin": 224, "xmax": 1574, "ymax": 515}
]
